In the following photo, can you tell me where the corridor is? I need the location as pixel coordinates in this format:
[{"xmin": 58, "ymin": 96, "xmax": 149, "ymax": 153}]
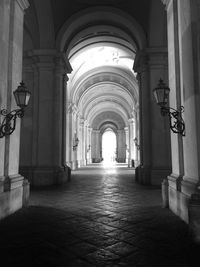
[{"xmin": 0, "ymin": 164, "xmax": 198, "ymax": 267}]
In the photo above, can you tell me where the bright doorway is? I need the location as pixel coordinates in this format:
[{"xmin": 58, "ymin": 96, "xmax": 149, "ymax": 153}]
[{"xmin": 102, "ymin": 129, "xmax": 117, "ymax": 165}]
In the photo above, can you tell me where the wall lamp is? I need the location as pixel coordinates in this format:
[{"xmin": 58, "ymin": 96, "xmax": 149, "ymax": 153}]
[
  {"xmin": 73, "ymin": 136, "xmax": 79, "ymax": 151},
  {"xmin": 0, "ymin": 81, "xmax": 31, "ymax": 138},
  {"xmin": 87, "ymin": 145, "xmax": 91, "ymax": 152},
  {"xmin": 133, "ymin": 137, "xmax": 140, "ymax": 150},
  {"xmin": 153, "ymin": 79, "xmax": 185, "ymax": 136}
]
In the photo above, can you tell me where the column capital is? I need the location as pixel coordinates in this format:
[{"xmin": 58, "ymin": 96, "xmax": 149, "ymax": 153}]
[
  {"xmin": 128, "ymin": 118, "xmax": 135, "ymax": 124},
  {"xmin": 16, "ymin": 0, "xmax": 30, "ymax": 11},
  {"xmin": 133, "ymin": 50, "xmax": 148, "ymax": 73},
  {"xmin": 55, "ymin": 52, "xmax": 72, "ymax": 74},
  {"xmin": 80, "ymin": 118, "xmax": 85, "ymax": 126},
  {"xmin": 161, "ymin": 0, "xmax": 171, "ymax": 9},
  {"xmin": 92, "ymin": 130, "xmax": 100, "ymax": 134},
  {"xmin": 27, "ymin": 49, "xmax": 72, "ymax": 74},
  {"xmin": 55, "ymin": 53, "xmax": 72, "ymax": 75}
]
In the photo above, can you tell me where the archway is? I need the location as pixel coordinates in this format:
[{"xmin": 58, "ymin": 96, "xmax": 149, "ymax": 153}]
[
  {"xmin": 54, "ymin": 6, "xmax": 143, "ymax": 170},
  {"xmin": 102, "ymin": 129, "xmax": 117, "ymax": 165},
  {"xmin": 65, "ymin": 37, "xmax": 139, "ymax": 168}
]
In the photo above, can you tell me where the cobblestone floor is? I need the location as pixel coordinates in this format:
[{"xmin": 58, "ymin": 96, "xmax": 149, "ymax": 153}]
[{"xmin": 0, "ymin": 163, "xmax": 199, "ymax": 267}]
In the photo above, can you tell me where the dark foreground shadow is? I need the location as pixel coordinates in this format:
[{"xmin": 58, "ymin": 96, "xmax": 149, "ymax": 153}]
[{"xmin": 0, "ymin": 206, "xmax": 199, "ymax": 267}]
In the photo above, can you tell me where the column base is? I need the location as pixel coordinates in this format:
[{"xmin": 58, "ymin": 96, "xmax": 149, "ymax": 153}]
[
  {"xmin": 86, "ymin": 158, "xmax": 92, "ymax": 164},
  {"xmin": 92, "ymin": 158, "xmax": 102, "ymax": 163},
  {"xmin": 81, "ymin": 160, "xmax": 87, "ymax": 166},
  {"xmin": 167, "ymin": 174, "xmax": 189, "ymax": 222},
  {"xmin": 0, "ymin": 174, "xmax": 29, "ymax": 220},
  {"xmin": 77, "ymin": 160, "xmax": 81, "ymax": 168},
  {"xmin": 135, "ymin": 165, "xmax": 151, "ymax": 185},
  {"xmin": 19, "ymin": 165, "xmax": 71, "ymax": 187},
  {"xmin": 151, "ymin": 167, "xmax": 171, "ymax": 186},
  {"xmin": 189, "ymin": 193, "xmax": 200, "ymax": 243},
  {"xmin": 0, "ymin": 176, "xmax": 5, "ymax": 193},
  {"xmin": 167, "ymin": 174, "xmax": 200, "ymax": 226},
  {"xmin": 116, "ymin": 158, "xmax": 126, "ymax": 163},
  {"xmin": 71, "ymin": 161, "xmax": 78, "ymax": 170},
  {"xmin": 135, "ymin": 166, "xmax": 171, "ymax": 186},
  {"xmin": 162, "ymin": 178, "xmax": 169, "ymax": 208}
]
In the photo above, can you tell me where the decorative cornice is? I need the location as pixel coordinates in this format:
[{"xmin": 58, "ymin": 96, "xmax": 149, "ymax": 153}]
[{"xmin": 16, "ymin": 0, "xmax": 30, "ymax": 11}]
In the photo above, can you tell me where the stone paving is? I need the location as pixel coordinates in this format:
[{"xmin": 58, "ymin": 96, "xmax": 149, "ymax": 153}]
[{"xmin": 0, "ymin": 163, "xmax": 199, "ymax": 267}]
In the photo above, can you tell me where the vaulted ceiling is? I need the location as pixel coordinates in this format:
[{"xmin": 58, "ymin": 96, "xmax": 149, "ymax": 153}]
[{"xmin": 24, "ymin": 0, "xmax": 166, "ymax": 132}]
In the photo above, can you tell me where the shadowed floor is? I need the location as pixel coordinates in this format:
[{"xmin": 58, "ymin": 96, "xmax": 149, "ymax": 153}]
[{"xmin": 0, "ymin": 164, "xmax": 199, "ymax": 266}]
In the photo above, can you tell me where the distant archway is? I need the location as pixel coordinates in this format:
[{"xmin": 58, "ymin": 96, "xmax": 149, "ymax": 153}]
[{"xmin": 102, "ymin": 129, "xmax": 117, "ymax": 164}]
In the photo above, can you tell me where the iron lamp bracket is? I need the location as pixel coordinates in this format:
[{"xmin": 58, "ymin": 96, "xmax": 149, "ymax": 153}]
[
  {"xmin": 160, "ymin": 105, "xmax": 185, "ymax": 136},
  {"xmin": 0, "ymin": 108, "xmax": 24, "ymax": 138}
]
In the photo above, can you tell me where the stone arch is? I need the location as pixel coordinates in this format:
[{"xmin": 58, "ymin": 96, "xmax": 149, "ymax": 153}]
[
  {"xmin": 99, "ymin": 122, "xmax": 118, "ymax": 134},
  {"xmin": 56, "ymin": 6, "xmax": 147, "ymax": 53},
  {"xmin": 71, "ymin": 68, "xmax": 138, "ymax": 107}
]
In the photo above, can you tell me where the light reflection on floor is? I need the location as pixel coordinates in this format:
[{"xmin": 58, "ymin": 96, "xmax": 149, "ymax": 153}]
[{"xmin": 103, "ymin": 159, "xmax": 117, "ymax": 174}]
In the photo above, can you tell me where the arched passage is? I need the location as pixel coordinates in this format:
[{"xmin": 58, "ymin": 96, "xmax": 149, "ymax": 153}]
[
  {"xmin": 58, "ymin": 7, "xmax": 142, "ymax": 170},
  {"xmin": 20, "ymin": 1, "xmax": 170, "ymax": 188}
]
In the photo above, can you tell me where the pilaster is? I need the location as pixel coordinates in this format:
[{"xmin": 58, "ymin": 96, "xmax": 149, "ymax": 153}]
[
  {"xmin": 128, "ymin": 118, "xmax": 135, "ymax": 167},
  {"xmin": 134, "ymin": 51, "xmax": 151, "ymax": 184},
  {"xmin": 116, "ymin": 129, "xmax": 126, "ymax": 163},
  {"xmin": 0, "ymin": 0, "xmax": 29, "ymax": 219},
  {"xmin": 20, "ymin": 50, "xmax": 72, "ymax": 186}
]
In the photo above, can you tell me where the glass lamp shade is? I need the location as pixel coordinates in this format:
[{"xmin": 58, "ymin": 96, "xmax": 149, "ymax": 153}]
[
  {"xmin": 13, "ymin": 81, "xmax": 31, "ymax": 108},
  {"xmin": 153, "ymin": 79, "xmax": 170, "ymax": 107}
]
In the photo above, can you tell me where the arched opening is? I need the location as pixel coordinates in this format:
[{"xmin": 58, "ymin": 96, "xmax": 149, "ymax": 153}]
[
  {"xmin": 102, "ymin": 129, "xmax": 117, "ymax": 165},
  {"xmin": 56, "ymin": 7, "xmax": 142, "ymax": 170},
  {"xmin": 65, "ymin": 37, "xmax": 139, "ymax": 169}
]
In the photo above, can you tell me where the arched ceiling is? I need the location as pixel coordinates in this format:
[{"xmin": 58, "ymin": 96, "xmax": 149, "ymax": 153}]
[
  {"xmin": 92, "ymin": 111, "xmax": 125, "ymax": 130},
  {"xmin": 99, "ymin": 122, "xmax": 118, "ymax": 134},
  {"xmin": 79, "ymin": 84, "xmax": 134, "ymax": 116},
  {"xmin": 67, "ymin": 26, "xmax": 138, "ymax": 132},
  {"xmin": 23, "ymin": 0, "xmax": 167, "ymax": 138},
  {"xmin": 68, "ymin": 42, "xmax": 135, "ymax": 85}
]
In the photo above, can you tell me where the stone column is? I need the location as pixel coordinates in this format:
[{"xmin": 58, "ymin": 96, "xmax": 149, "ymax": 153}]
[
  {"xmin": 149, "ymin": 48, "xmax": 171, "ymax": 186},
  {"xmin": 162, "ymin": 0, "xmax": 200, "ymax": 240},
  {"xmin": 91, "ymin": 130, "xmax": 101, "ymax": 162},
  {"xmin": 134, "ymin": 53, "xmax": 152, "ymax": 184},
  {"xmin": 71, "ymin": 110, "xmax": 78, "ymax": 170},
  {"xmin": 20, "ymin": 50, "xmax": 72, "ymax": 185},
  {"xmin": 66, "ymin": 103, "xmax": 73, "ymax": 168},
  {"xmin": 77, "ymin": 115, "xmax": 82, "ymax": 168},
  {"xmin": 134, "ymin": 47, "xmax": 171, "ymax": 185},
  {"xmin": 117, "ymin": 129, "xmax": 126, "ymax": 163},
  {"xmin": 80, "ymin": 119, "xmax": 86, "ymax": 166},
  {"xmin": 162, "ymin": 0, "xmax": 184, "ymax": 209},
  {"xmin": 84, "ymin": 121, "xmax": 88, "ymax": 165},
  {"xmin": 124, "ymin": 127, "xmax": 129, "ymax": 163},
  {"xmin": 54, "ymin": 55, "xmax": 70, "ymax": 176},
  {"xmin": 0, "ymin": 0, "xmax": 29, "ymax": 219},
  {"xmin": 134, "ymin": 105, "xmax": 140, "ymax": 166},
  {"xmin": 128, "ymin": 119, "xmax": 134, "ymax": 167},
  {"xmin": 87, "ymin": 127, "xmax": 92, "ymax": 164}
]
